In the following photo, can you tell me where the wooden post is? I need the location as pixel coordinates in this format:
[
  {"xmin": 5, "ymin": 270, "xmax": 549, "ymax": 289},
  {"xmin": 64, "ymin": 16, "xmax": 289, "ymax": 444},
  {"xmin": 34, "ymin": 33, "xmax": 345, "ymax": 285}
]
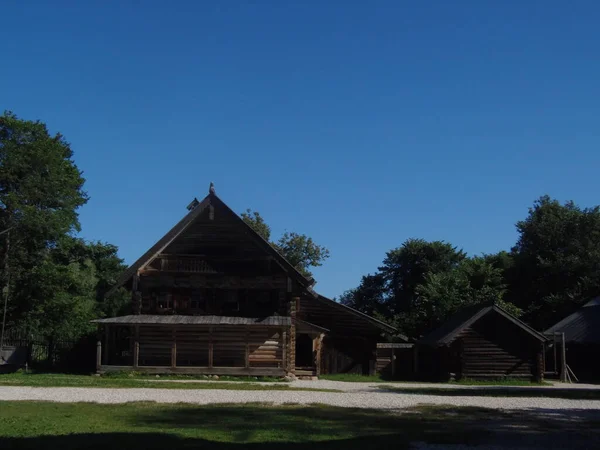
[
  {"xmin": 171, "ymin": 328, "xmax": 177, "ymax": 369},
  {"xmin": 282, "ymin": 329, "xmax": 287, "ymax": 371},
  {"xmin": 208, "ymin": 326, "xmax": 213, "ymax": 368},
  {"xmin": 391, "ymin": 347, "xmax": 396, "ymax": 379},
  {"xmin": 133, "ymin": 325, "xmax": 139, "ymax": 369},
  {"xmin": 413, "ymin": 345, "xmax": 419, "ymax": 376},
  {"xmin": 315, "ymin": 333, "xmax": 324, "ymax": 376},
  {"xmin": 245, "ymin": 327, "xmax": 250, "ymax": 369},
  {"xmin": 536, "ymin": 344, "xmax": 544, "ymax": 383},
  {"xmin": 103, "ymin": 326, "xmax": 110, "ymax": 365},
  {"xmin": 553, "ymin": 333, "xmax": 558, "ymax": 374},
  {"xmin": 560, "ymin": 332, "xmax": 567, "ymax": 383},
  {"xmin": 96, "ymin": 340, "xmax": 102, "ymax": 372}
]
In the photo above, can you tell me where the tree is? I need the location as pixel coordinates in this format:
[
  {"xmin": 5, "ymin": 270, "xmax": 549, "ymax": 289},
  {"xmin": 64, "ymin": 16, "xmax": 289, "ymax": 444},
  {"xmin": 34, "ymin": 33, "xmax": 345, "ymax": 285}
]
[
  {"xmin": 0, "ymin": 111, "xmax": 89, "ymax": 338},
  {"xmin": 339, "ymin": 273, "xmax": 387, "ymax": 316},
  {"xmin": 241, "ymin": 209, "xmax": 271, "ymax": 241},
  {"xmin": 275, "ymin": 232, "xmax": 330, "ymax": 278},
  {"xmin": 378, "ymin": 239, "xmax": 467, "ymax": 314},
  {"xmin": 510, "ymin": 195, "xmax": 600, "ymax": 328},
  {"xmin": 241, "ymin": 209, "xmax": 330, "ymax": 278}
]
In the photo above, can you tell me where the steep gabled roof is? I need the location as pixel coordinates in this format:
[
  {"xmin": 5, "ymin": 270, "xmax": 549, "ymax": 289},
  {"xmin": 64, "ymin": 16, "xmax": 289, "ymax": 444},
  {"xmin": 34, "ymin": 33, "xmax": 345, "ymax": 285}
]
[
  {"xmin": 107, "ymin": 189, "xmax": 314, "ymax": 296},
  {"xmin": 545, "ymin": 297, "xmax": 600, "ymax": 344},
  {"xmin": 418, "ymin": 303, "xmax": 547, "ymax": 347},
  {"xmin": 315, "ymin": 294, "xmax": 400, "ymax": 335}
]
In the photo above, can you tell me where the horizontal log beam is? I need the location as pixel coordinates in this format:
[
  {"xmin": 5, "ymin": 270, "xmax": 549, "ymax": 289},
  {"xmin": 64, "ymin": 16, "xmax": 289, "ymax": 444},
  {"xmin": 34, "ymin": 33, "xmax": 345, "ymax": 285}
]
[{"xmin": 99, "ymin": 365, "xmax": 286, "ymax": 376}]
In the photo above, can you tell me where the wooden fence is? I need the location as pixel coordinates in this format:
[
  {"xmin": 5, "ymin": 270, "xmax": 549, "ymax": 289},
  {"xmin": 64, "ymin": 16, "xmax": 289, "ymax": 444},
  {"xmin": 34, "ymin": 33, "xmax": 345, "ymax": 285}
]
[
  {"xmin": 1, "ymin": 331, "xmax": 96, "ymax": 372},
  {"xmin": 376, "ymin": 343, "xmax": 414, "ymax": 379}
]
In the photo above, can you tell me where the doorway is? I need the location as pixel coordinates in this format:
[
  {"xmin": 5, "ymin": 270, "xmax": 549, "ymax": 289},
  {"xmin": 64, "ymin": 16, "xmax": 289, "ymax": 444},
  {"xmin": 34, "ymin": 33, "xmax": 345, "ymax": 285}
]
[{"xmin": 295, "ymin": 333, "xmax": 314, "ymax": 368}]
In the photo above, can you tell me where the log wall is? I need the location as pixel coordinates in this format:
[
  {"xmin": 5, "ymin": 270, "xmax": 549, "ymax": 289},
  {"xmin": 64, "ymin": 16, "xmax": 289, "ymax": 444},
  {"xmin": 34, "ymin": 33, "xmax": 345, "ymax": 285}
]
[
  {"xmin": 376, "ymin": 344, "xmax": 414, "ymax": 379},
  {"xmin": 454, "ymin": 314, "xmax": 542, "ymax": 381},
  {"xmin": 134, "ymin": 325, "xmax": 285, "ymax": 370}
]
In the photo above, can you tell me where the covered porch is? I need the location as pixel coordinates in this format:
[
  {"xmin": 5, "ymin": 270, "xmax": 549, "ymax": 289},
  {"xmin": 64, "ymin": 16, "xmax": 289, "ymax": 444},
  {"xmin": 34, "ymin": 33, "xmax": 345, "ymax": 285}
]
[{"xmin": 93, "ymin": 315, "xmax": 291, "ymax": 377}]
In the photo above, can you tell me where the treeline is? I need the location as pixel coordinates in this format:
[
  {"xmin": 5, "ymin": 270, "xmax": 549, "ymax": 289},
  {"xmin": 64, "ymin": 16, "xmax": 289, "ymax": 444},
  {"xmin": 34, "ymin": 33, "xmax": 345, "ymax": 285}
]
[
  {"xmin": 0, "ymin": 111, "xmax": 330, "ymax": 342},
  {"xmin": 339, "ymin": 196, "xmax": 600, "ymax": 338},
  {"xmin": 3, "ymin": 111, "xmax": 599, "ymax": 343},
  {"xmin": 0, "ymin": 112, "xmax": 129, "ymax": 340}
]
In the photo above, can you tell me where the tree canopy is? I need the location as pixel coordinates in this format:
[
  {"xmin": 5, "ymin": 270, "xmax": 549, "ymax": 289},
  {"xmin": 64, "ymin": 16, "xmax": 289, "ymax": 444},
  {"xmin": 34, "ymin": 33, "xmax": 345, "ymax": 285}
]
[
  {"xmin": 342, "ymin": 196, "xmax": 600, "ymax": 339},
  {"xmin": 2, "ymin": 111, "xmax": 599, "ymax": 343},
  {"xmin": 1, "ymin": 112, "xmax": 127, "ymax": 339},
  {"xmin": 241, "ymin": 209, "xmax": 330, "ymax": 278}
]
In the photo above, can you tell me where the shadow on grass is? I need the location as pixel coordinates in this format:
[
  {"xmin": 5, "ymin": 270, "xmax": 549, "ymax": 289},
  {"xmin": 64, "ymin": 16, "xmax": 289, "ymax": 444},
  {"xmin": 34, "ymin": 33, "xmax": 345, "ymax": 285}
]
[
  {"xmin": 0, "ymin": 433, "xmax": 406, "ymax": 450},
  {"xmin": 380, "ymin": 385, "xmax": 600, "ymax": 400},
  {"xmin": 1, "ymin": 404, "xmax": 599, "ymax": 449}
]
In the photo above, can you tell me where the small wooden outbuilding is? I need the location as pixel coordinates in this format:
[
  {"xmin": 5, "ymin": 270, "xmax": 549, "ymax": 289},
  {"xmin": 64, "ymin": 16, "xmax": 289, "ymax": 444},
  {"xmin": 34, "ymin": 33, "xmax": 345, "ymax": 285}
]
[
  {"xmin": 545, "ymin": 297, "xmax": 600, "ymax": 381},
  {"xmin": 416, "ymin": 304, "xmax": 547, "ymax": 382}
]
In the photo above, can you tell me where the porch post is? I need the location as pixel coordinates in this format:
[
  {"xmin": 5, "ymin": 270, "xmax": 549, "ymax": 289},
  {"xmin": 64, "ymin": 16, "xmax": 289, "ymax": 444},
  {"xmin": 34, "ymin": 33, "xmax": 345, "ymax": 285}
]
[
  {"xmin": 413, "ymin": 345, "xmax": 419, "ymax": 376},
  {"xmin": 245, "ymin": 326, "xmax": 250, "ymax": 369},
  {"xmin": 103, "ymin": 325, "xmax": 110, "ymax": 365},
  {"xmin": 133, "ymin": 325, "xmax": 139, "ymax": 369},
  {"xmin": 315, "ymin": 333, "xmax": 324, "ymax": 376},
  {"xmin": 282, "ymin": 328, "xmax": 287, "ymax": 371},
  {"xmin": 96, "ymin": 339, "xmax": 102, "ymax": 372},
  {"xmin": 560, "ymin": 332, "xmax": 567, "ymax": 383},
  {"xmin": 171, "ymin": 328, "xmax": 177, "ymax": 369},
  {"xmin": 208, "ymin": 326, "xmax": 213, "ymax": 368}
]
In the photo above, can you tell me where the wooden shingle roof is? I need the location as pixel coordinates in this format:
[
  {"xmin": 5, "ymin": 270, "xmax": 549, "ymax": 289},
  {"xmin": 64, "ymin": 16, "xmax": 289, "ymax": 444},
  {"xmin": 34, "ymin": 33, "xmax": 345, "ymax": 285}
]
[
  {"xmin": 92, "ymin": 315, "xmax": 291, "ymax": 326},
  {"xmin": 545, "ymin": 297, "xmax": 600, "ymax": 344},
  {"xmin": 107, "ymin": 190, "xmax": 315, "ymax": 296},
  {"xmin": 418, "ymin": 303, "xmax": 547, "ymax": 347}
]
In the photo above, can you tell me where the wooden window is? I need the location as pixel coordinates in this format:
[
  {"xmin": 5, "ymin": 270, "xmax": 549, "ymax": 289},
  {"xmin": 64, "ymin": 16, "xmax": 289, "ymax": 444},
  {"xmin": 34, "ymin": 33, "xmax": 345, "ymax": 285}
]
[
  {"xmin": 255, "ymin": 290, "xmax": 274, "ymax": 316},
  {"xmin": 176, "ymin": 295, "xmax": 190, "ymax": 310},
  {"xmin": 157, "ymin": 292, "xmax": 172, "ymax": 310},
  {"xmin": 190, "ymin": 290, "xmax": 207, "ymax": 312},
  {"xmin": 222, "ymin": 290, "xmax": 239, "ymax": 314}
]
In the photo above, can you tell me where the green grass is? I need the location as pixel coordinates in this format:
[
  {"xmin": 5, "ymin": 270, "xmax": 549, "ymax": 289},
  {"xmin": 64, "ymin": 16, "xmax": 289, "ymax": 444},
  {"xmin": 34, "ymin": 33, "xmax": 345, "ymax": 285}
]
[
  {"xmin": 318, "ymin": 374, "xmax": 389, "ymax": 382},
  {"xmin": 451, "ymin": 378, "xmax": 551, "ymax": 386},
  {"xmin": 0, "ymin": 402, "xmax": 598, "ymax": 449},
  {"xmin": 318, "ymin": 374, "xmax": 551, "ymax": 386},
  {"xmin": 101, "ymin": 371, "xmax": 285, "ymax": 382},
  {"xmin": 378, "ymin": 385, "xmax": 600, "ymax": 400},
  {"xmin": 0, "ymin": 373, "xmax": 339, "ymax": 392}
]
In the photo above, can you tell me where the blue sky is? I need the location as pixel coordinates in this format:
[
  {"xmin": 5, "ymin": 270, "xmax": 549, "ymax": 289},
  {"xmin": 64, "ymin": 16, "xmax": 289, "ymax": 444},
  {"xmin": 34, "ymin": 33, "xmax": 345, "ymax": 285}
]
[{"xmin": 2, "ymin": 1, "xmax": 600, "ymax": 298}]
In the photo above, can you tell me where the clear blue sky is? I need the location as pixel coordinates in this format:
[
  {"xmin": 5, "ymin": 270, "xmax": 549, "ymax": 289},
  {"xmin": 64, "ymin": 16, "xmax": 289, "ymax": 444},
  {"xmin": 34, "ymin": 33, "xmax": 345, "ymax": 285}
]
[{"xmin": 2, "ymin": 1, "xmax": 599, "ymax": 298}]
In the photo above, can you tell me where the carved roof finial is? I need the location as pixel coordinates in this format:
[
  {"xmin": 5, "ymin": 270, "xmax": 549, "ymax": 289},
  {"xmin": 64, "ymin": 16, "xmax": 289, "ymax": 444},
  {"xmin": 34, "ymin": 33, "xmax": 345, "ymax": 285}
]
[
  {"xmin": 186, "ymin": 197, "xmax": 199, "ymax": 211},
  {"xmin": 209, "ymin": 181, "xmax": 216, "ymax": 195}
]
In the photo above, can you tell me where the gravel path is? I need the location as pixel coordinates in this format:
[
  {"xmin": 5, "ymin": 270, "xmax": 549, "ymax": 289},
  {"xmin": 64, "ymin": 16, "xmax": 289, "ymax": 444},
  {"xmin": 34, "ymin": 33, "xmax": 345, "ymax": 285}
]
[{"xmin": 2, "ymin": 385, "xmax": 600, "ymax": 411}]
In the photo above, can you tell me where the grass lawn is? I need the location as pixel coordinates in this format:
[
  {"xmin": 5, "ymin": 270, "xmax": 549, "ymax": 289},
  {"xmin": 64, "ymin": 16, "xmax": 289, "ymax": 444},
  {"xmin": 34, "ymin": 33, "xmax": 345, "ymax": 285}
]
[
  {"xmin": 1, "ymin": 402, "xmax": 598, "ymax": 449},
  {"xmin": 378, "ymin": 385, "xmax": 600, "ymax": 400},
  {"xmin": 318, "ymin": 374, "xmax": 389, "ymax": 382},
  {"xmin": 319, "ymin": 373, "xmax": 549, "ymax": 386},
  {"xmin": 0, "ymin": 373, "xmax": 339, "ymax": 392},
  {"xmin": 452, "ymin": 378, "xmax": 551, "ymax": 386}
]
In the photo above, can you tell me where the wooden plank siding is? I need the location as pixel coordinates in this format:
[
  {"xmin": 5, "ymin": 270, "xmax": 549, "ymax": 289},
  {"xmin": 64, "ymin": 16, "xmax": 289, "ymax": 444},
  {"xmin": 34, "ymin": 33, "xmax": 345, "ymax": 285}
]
[
  {"xmin": 376, "ymin": 345, "xmax": 415, "ymax": 379},
  {"xmin": 454, "ymin": 312, "xmax": 542, "ymax": 380},
  {"xmin": 456, "ymin": 327, "xmax": 536, "ymax": 378},
  {"xmin": 127, "ymin": 325, "xmax": 285, "ymax": 374}
]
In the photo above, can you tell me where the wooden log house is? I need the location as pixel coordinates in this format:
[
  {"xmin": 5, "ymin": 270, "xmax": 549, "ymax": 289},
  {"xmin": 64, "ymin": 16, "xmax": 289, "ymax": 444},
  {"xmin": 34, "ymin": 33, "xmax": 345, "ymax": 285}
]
[
  {"xmin": 94, "ymin": 184, "xmax": 395, "ymax": 377},
  {"xmin": 545, "ymin": 297, "xmax": 600, "ymax": 382},
  {"xmin": 416, "ymin": 304, "xmax": 547, "ymax": 382}
]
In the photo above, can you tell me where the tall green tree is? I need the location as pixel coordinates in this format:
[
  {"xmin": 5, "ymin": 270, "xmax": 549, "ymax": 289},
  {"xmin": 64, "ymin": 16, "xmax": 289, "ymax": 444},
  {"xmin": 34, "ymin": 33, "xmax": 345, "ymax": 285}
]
[
  {"xmin": 241, "ymin": 209, "xmax": 330, "ymax": 278},
  {"xmin": 409, "ymin": 257, "xmax": 518, "ymax": 337},
  {"xmin": 339, "ymin": 273, "xmax": 387, "ymax": 317},
  {"xmin": 510, "ymin": 195, "xmax": 600, "ymax": 328},
  {"xmin": 0, "ymin": 111, "xmax": 89, "ymax": 338},
  {"xmin": 378, "ymin": 239, "xmax": 467, "ymax": 314},
  {"xmin": 240, "ymin": 209, "xmax": 271, "ymax": 241}
]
